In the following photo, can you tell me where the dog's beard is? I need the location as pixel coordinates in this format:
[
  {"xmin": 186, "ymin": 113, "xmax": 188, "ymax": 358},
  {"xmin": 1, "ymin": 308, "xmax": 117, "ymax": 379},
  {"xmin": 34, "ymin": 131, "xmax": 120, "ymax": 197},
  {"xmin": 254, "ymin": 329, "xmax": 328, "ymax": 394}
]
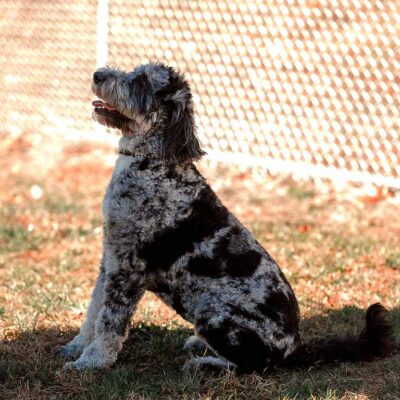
[{"xmin": 92, "ymin": 108, "xmax": 131, "ymax": 130}]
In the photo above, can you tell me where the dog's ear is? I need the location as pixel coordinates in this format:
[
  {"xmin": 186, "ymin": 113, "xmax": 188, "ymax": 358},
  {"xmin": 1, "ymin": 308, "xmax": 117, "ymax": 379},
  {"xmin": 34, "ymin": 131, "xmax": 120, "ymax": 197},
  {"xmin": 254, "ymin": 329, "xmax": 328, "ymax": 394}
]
[
  {"xmin": 131, "ymin": 72, "xmax": 154, "ymax": 113},
  {"xmin": 161, "ymin": 83, "xmax": 206, "ymax": 164},
  {"xmin": 146, "ymin": 65, "xmax": 170, "ymax": 93}
]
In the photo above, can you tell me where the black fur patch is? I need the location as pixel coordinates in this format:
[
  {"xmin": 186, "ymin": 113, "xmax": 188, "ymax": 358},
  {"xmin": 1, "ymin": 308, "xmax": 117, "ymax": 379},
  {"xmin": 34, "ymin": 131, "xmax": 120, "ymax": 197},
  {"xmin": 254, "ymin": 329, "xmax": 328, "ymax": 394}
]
[
  {"xmin": 120, "ymin": 191, "xmax": 135, "ymax": 200},
  {"xmin": 150, "ymin": 281, "xmax": 171, "ymax": 295},
  {"xmin": 104, "ymin": 269, "xmax": 141, "ymax": 307},
  {"xmin": 187, "ymin": 256, "xmax": 220, "ymax": 277},
  {"xmin": 214, "ymin": 232, "xmax": 262, "ymax": 276},
  {"xmin": 188, "ymin": 228, "xmax": 261, "ymax": 278},
  {"xmin": 172, "ymin": 294, "xmax": 185, "ymax": 316},
  {"xmin": 138, "ymin": 186, "xmax": 229, "ymax": 270},
  {"xmin": 166, "ymin": 168, "xmax": 178, "ymax": 180},
  {"xmin": 256, "ymin": 303, "xmax": 281, "ymax": 324},
  {"xmin": 138, "ymin": 158, "xmax": 150, "ymax": 170},
  {"xmin": 197, "ymin": 319, "xmax": 284, "ymax": 373},
  {"xmin": 230, "ymin": 226, "xmax": 241, "ymax": 234},
  {"xmin": 100, "ymin": 311, "xmax": 129, "ymax": 337},
  {"xmin": 225, "ymin": 251, "xmax": 261, "ymax": 277},
  {"xmin": 257, "ymin": 291, "xmax": 300, "ymax": 334},
  {"xmin": 227, "ymin": 303, "xmax": 263, "ymax": 322}
]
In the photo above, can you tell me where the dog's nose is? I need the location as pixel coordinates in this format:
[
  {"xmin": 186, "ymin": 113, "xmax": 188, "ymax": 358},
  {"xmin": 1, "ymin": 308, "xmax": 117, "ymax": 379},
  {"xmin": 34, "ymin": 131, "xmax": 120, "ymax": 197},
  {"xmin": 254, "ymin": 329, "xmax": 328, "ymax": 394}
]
[{"xmin": 93, "ymin": 71, "xmax": 107, "ymax": 84}]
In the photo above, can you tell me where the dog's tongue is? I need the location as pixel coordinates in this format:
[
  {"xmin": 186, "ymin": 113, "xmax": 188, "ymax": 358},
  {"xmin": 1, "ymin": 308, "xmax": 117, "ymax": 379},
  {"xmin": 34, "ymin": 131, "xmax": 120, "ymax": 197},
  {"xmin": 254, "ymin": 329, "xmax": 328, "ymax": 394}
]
[{"xmin": 92, "ymin": 100, "xmax": 117, "ymax": 111}]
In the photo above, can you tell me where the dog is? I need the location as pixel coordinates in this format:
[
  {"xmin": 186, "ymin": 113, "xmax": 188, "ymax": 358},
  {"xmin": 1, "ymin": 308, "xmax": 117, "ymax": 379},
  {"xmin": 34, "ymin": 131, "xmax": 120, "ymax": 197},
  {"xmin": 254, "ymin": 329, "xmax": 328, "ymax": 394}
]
[{"xmin": 58, "ymin": 62, "xmax": 395, "ymax": 372}]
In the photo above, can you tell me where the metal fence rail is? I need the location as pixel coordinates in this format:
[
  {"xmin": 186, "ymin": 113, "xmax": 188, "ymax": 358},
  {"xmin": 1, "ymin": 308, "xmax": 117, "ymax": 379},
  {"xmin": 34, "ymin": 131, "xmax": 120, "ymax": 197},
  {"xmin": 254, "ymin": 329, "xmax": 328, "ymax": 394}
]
[{"xmin": 1, "ymin": 1, "xmax": 399, "ymax": 187}]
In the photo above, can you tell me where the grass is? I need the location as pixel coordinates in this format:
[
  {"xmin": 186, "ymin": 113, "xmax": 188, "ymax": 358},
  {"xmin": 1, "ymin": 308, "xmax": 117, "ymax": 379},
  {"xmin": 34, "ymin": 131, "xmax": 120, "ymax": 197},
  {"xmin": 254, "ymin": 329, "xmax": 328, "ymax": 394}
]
[
  {"xmin": 0, "ymin": 135, "xmax": 399, "ymax": 399},
  {"xmin": 0, "ymin": 224, "xmax": 45, "ymax": 253},
  {"xmin": 287, "ymin": 184, "xmax": 315, "ymax": 200},
  {"xmin": 386, "ymin": 253, "xmax": 400, "ymax": 271}
]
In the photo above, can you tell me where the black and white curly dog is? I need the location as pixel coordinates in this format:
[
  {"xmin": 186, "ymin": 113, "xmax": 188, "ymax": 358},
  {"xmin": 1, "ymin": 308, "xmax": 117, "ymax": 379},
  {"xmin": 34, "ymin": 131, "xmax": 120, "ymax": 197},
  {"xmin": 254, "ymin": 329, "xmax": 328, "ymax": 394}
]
[{"xmin": 58, "ymin": 62, "xmax": 395, "ymax": 372}]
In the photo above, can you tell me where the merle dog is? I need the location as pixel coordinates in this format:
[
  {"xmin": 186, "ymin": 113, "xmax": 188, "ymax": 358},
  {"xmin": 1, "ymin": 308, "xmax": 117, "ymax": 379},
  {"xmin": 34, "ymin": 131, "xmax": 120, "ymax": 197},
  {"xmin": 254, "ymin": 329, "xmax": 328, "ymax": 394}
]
[{"xmin": 58, "ymin": 62, "xmax": 395, "ymax": 372}]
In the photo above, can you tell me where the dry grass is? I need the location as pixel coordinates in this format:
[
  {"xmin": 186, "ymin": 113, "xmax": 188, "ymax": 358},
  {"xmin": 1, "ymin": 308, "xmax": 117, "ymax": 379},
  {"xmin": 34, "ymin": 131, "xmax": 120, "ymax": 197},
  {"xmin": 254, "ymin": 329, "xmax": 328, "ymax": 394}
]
[{"xmin": 0, "ymin": 132, "xmax": 399, "ymax": 399}]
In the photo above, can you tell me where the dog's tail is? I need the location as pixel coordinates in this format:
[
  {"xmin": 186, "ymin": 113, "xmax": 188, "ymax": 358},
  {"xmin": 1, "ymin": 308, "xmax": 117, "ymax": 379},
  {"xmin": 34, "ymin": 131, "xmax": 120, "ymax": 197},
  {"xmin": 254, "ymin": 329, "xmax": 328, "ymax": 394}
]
[{"xmin": 282, "ymin": 303, "xmax": 396, "ymax": 368}]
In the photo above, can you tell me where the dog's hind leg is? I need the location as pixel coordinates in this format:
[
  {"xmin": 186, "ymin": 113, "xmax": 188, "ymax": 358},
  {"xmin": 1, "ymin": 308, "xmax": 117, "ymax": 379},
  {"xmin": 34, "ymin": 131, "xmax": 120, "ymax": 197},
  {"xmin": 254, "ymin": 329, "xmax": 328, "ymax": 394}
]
[
  {"xmin": 57, "ymin": 259, "xmax": 106, "ymax": 360},
  {"xmin": 193, "ymin": 296, "xmax": 285, "ymax": 373},
  {"xmin": 183, "ymin": 335, "xmax": 208, "ymax": 354},
  {"xmin": 183, "ymin": 355, "xmax": 236, "ymax": 372},
  {"xmin": 64, "ymin": 251, "xmax": 146, "ymax": 370}
]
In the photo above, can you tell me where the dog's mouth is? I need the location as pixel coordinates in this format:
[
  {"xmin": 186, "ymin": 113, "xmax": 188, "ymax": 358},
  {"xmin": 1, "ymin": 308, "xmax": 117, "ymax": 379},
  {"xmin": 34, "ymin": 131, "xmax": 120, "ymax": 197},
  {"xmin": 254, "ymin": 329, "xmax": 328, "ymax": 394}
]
[
  {"xmin": 92, "ymin": 100, "xmax": 119, "ymax": 112},
  {"xmin": 92, "ymin": 99, "xmax": 132, "ymax": 121},
  {"xmin": 92, "ymin": 100, "xmax": 133, "ymax": 129}
]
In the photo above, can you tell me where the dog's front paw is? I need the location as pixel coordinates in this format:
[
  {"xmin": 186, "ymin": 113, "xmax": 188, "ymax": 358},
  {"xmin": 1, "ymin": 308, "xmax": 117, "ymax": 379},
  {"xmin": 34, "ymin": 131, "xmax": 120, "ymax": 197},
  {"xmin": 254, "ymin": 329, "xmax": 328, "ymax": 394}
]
[
  {"xmin": 56, "ymin": 342, "xmax": 85, "ymax": 361},
  {"xmin": 63, "ymin": 343, "xmax": 115, "ymax": 371},
  {"xmin": 63, "ymin": 359, "xmax": 101, "ymax": 371},
  {"xmin": 183, "ymin": 335, "xmax": 207, "ymax": 354},
  {"xmin": 56, "ymin": 333, "xmax": 91, "ymax": 360}
]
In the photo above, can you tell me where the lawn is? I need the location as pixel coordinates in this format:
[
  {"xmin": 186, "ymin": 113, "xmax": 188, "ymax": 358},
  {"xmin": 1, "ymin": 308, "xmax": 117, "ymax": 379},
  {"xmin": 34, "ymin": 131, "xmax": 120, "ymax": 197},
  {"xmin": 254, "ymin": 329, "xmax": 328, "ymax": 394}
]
[{"xmin": 0, "ymin": 132, "xmax": 399, "ymax": 399}]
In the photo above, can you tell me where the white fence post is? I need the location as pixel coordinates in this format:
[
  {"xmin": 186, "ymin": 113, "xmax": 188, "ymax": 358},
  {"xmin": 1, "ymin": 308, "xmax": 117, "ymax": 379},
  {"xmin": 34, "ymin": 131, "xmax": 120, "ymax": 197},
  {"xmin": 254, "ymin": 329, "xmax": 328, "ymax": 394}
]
[
  {"xmin": 96, "ymin": 0, "xmax": 109, "ymax": 68},
  {"xmin": 95, "ymin": 0, "xmax": 109, "ymax": 137}
]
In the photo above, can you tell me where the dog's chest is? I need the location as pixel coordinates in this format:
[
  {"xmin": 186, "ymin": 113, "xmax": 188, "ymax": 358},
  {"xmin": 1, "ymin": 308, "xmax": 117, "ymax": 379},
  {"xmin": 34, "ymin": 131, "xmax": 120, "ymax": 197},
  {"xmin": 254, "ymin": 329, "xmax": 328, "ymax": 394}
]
[
  {"xmin": 102, "ymin": 155, "xmax": 131, "ymax": 221},
  {"xmin": 102, "ymin": 155, "xmax": 200, "ymax": 233},
  {"xmin": 103, "ymin": 156, "xmax": 159, "ymax": 224}
]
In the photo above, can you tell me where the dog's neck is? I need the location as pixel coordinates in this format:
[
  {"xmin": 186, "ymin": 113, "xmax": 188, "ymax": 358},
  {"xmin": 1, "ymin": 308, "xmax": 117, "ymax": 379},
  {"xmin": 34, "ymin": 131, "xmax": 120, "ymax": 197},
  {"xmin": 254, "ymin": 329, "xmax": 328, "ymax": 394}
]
[{"xmin": 119, "ymin": 134, "xmax": 162, "ymax": 159}]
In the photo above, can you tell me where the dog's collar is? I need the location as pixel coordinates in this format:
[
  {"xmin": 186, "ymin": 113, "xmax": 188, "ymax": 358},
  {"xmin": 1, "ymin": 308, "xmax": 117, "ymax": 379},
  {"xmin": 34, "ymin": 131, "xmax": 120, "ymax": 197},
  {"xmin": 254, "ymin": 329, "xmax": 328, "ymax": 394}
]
[{"xmin": 118, "ymin": 148, "xmax": 161, "ymax": 160}]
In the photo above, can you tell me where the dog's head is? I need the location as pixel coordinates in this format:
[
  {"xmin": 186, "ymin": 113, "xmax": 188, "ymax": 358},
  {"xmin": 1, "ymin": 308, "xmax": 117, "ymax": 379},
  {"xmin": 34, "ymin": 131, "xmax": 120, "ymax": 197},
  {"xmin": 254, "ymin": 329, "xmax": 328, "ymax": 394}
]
[{"xmin": 92, "ymin": 62, "xmax": 205, "ymax": 164}]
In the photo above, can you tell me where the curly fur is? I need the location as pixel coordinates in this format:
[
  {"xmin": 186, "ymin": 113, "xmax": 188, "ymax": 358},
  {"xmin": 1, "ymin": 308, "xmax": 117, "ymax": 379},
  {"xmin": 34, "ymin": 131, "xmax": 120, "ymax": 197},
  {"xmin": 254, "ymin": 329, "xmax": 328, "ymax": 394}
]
[{"xmin": 58, "ymin": 62, "xmax": 396, "ymax": 372}]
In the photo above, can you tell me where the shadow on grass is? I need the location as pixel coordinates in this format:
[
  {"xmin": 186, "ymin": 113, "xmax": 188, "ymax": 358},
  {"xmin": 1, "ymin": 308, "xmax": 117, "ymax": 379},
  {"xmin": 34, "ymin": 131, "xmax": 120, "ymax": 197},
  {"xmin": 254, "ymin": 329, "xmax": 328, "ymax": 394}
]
[{"xmin": 0, "ymin": 307, "xmax": 399, "ymax": 400}]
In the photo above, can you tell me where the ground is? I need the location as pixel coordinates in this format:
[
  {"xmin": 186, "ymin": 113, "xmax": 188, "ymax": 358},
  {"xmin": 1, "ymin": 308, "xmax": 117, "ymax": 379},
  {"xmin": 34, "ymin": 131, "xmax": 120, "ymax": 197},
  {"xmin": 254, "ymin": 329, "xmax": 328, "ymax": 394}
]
[{"xmin": 0, "ymin": 131, "xmax": 399, "ymax": 400}]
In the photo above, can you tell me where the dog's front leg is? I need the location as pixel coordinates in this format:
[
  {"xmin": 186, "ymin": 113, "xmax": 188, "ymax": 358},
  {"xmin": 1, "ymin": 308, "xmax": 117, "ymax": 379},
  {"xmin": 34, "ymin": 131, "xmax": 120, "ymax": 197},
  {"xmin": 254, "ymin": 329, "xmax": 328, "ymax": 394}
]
[
  {"xmin": 57, "ymin": 257, "xmax": 106, "ymax": 361},
  {"xmin": 64, "ymin": 251, "xmax": 146, "ymax": 370},
  {"xmin": 58, "ymin": 269, "xmax": 105, "ymax": 360}
]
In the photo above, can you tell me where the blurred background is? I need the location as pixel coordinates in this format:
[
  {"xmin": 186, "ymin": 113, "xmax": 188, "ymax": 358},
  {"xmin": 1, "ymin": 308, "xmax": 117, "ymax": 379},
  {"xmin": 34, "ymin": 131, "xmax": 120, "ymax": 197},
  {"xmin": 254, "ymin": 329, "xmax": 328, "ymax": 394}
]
[
  {"xmin": 1, "ymin": 2, "xmax": 400, "ymax": 398},
  {"xmin": 1, "ymin": 0, "xmax": 399, "ymax": 187}
]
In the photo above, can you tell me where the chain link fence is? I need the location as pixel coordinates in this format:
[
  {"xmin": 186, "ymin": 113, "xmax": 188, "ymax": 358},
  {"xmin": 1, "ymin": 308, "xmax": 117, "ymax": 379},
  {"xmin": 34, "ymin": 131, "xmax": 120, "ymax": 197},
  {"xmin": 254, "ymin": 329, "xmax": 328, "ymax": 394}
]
[
  {"xmin": 1, "ymin": 1, "xmax": 399, "ymax": 187},
  {"xmin": 0, "ymin": 1, "xmax": 97, "ymax": 135}
]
